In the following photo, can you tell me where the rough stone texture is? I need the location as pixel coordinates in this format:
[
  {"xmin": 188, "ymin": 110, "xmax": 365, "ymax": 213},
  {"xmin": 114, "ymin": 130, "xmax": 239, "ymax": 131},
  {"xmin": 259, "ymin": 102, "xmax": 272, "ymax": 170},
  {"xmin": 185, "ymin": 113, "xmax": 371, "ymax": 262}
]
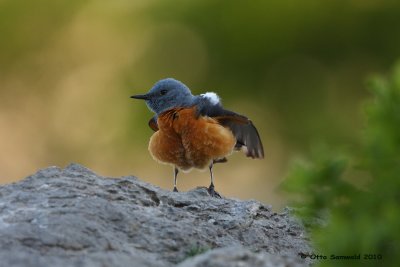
[
  {"xmin": 177, "ymin": 247, "xmax": 304, "ymax": 267},
  {"xmin": 0, "ymin": 164, "xmax": 312, "ymax": 267}
]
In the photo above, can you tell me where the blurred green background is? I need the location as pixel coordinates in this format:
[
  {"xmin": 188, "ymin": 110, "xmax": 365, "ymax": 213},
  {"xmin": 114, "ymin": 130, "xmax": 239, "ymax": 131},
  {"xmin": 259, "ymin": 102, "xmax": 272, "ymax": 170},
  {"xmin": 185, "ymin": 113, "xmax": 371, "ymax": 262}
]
[
  {"xmin": 282, "ymin": 65, "xmax": 400, "ymax": 266},
  {"xmin": 1, "ymin": 0, "xmax": 400, "ymax": 210}
]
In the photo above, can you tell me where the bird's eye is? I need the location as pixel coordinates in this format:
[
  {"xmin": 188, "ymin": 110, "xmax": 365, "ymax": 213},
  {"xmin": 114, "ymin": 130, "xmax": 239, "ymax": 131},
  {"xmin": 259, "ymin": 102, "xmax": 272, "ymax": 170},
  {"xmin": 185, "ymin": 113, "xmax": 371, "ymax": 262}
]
[{"xmin": 160, "ymin": 90, "xmax": 168, "ymax": 96}]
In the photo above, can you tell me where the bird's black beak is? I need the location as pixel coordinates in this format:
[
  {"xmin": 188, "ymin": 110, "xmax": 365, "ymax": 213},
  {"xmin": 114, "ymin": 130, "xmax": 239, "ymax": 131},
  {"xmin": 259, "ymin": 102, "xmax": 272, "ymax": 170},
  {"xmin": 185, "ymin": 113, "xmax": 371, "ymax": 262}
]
[{"xmin": 130, "ymin": 94, "xmax": 150, "ymax": 100}]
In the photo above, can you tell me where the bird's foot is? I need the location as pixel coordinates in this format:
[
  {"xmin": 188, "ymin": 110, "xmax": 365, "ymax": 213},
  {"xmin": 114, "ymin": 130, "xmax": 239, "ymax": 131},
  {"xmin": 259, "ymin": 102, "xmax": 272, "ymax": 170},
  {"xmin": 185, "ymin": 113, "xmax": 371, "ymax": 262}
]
[
  {"xmin": 207, "ymin": 184, "xmax": 222, "ymax": 198},
  {"xmin": 173, "ymin": 187, "xmax": 179, "ymax": 192}
]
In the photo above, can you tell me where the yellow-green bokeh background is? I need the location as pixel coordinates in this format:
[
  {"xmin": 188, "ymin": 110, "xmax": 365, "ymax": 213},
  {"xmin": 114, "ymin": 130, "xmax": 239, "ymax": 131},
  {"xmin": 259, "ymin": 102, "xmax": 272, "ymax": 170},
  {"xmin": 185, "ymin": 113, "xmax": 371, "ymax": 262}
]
[{"xmin": 1, "ymin": 0, "xmax": 399, "ymax": 209}]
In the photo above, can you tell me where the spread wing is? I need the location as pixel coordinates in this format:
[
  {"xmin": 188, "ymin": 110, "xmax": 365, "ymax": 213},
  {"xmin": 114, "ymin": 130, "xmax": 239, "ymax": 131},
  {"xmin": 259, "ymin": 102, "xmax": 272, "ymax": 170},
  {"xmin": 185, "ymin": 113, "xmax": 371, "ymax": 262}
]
[
  {"xmin": 196, "ymin": 105, "xmax": 264, "ymax": 159},
  {"xmin": 148, "ymin": 104, "xmax": 264, "ymax": 159}
]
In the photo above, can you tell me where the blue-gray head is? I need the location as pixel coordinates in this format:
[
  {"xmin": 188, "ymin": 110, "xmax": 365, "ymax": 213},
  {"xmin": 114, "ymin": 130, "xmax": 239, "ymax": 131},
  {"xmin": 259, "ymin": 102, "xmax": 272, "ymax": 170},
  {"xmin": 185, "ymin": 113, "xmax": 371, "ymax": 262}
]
[{"xmin": 131, "ymin": 78, "xmax": 195, "ymax": 114}]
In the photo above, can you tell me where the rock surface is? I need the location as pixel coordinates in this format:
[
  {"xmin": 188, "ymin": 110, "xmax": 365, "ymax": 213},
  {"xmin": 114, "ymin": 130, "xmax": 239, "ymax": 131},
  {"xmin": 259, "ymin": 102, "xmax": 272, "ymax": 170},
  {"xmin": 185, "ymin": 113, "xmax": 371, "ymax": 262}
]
[{"xmin": 0, "ymin": 164, "xmax": 312, "ymax": 267}]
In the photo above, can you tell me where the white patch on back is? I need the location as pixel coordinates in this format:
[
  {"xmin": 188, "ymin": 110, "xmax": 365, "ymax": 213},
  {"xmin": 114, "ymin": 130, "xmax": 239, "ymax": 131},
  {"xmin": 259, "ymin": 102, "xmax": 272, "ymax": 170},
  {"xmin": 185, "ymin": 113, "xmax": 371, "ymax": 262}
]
[{"xmin": 201, "ymin": 92, "xmax": 221, "ymax": 105}]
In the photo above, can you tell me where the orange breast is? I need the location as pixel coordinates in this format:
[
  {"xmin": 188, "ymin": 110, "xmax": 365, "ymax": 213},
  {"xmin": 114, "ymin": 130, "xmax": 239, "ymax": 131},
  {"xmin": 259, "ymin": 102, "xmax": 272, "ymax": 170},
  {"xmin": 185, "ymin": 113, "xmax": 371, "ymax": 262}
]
[
  {"xmin": 148, "ymin": 109, "xmax": 191, "ymax": 170},
  {"xmin": 148, "ymin": 107, "xmax": 236, "ymax": 170}
]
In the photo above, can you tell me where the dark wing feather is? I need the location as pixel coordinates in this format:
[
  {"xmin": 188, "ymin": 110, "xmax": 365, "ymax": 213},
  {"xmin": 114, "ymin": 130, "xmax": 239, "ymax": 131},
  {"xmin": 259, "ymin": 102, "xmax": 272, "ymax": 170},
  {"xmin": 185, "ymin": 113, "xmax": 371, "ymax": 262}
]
[
  {"xmin": 148, "ymin": 116, "xmax": 159, "ymax": 131},
  {"xmin": 197, "ymin": 105, "xmax": 264, "ymax": 159},
  {"xmin": 216, "ymin": 115, "xmax": 264, "ymax": 159}
]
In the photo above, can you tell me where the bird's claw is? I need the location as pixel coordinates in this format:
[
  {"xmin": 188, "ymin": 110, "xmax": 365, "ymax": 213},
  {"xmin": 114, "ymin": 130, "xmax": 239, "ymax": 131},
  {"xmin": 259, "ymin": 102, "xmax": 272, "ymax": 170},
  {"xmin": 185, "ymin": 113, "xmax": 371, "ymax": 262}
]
[{"xmin": 207, "ymin": 185, "xmax": 222, "ymax": 198}]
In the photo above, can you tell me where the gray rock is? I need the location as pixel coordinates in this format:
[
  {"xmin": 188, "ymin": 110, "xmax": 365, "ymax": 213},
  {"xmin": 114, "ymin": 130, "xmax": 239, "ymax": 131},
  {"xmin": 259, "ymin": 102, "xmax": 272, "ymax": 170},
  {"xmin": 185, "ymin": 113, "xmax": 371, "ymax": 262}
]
[
  {"xmin": 0, "ymin": 163, "xmax": 312, "ymax": 267},
  {"xmin": 178, "ymin": 246, "xmax": 305, "ymax": 267}
]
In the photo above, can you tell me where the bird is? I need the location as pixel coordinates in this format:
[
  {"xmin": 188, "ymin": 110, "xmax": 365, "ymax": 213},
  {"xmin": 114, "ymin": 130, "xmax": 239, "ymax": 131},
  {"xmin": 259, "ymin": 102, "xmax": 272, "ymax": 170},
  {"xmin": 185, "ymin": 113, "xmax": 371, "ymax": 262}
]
[{"xmin": 131, "ymin": 78, "xmax": 264, "ymax": 197}]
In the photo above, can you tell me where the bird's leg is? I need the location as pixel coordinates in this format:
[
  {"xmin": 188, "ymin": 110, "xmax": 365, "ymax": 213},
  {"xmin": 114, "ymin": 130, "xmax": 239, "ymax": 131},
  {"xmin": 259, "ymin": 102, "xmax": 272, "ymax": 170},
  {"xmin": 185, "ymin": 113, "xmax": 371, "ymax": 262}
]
[
  {"xmin": 173, "ymin": 167, "xmax": 179, "ymax": 192},
  {"xmin": 207, "ymin": 162, "xmax": 221, "ymax": 198}
]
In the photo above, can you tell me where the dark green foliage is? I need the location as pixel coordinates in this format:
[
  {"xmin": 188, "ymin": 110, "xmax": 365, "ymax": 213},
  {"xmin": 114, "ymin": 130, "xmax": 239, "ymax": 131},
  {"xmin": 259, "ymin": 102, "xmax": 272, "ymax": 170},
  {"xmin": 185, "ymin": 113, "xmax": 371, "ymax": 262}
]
[{"xmin": 282, "ymin": 63, "xmax": 400, "ymax": 266}]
